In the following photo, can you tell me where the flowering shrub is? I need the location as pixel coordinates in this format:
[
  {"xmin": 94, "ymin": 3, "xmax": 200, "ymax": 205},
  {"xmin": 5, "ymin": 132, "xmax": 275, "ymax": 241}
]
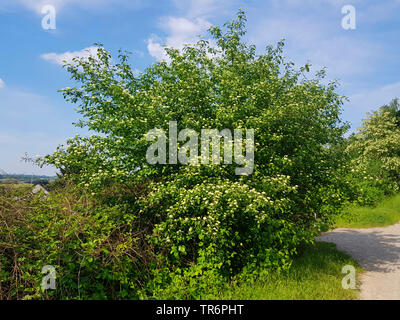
[
  {"xmin": 21, "ymin": 11, "xmax": 348, "ymax": 298},
  {"xmin": 346, "ymin": 99, "xmax": 400, "ymax": 205},
  {"xmin": 142, "ymin": 178, "xmax": 310, "ymax": 272}
]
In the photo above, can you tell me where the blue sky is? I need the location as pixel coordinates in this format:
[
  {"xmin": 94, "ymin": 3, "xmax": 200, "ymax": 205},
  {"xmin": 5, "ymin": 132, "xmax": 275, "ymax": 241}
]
[{"xmin": 0, "ymin": 0, "xmax": 399, "ymax": 175}]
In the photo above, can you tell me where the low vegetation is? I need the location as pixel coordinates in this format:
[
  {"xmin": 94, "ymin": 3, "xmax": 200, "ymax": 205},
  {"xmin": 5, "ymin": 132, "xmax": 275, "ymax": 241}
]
[
  {"xmin": 0, "ymin": 183, "xmax": 363, "ymax": 300},
  {"xmin": 0, "ymin": 183, "xmax": 156, "ymax": 300}
]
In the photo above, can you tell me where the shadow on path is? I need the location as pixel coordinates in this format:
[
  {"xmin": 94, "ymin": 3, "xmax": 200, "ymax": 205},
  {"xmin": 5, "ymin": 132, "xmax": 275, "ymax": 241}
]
[{"xmin": 317, "ymin": 228, "xmax": 400, "ymax": 273}]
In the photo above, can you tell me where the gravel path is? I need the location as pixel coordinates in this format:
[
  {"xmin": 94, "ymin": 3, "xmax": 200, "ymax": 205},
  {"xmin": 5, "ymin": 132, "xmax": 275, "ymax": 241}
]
[{"xmin": 317, "ymin": 223, "xmax": 400, "ymax": 300}]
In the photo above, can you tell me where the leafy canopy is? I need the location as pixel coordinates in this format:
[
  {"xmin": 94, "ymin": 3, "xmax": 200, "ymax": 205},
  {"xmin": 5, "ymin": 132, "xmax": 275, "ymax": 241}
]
[{"xmin": 34, "ymin": 11, "xmax": 348, "ymax": 283}]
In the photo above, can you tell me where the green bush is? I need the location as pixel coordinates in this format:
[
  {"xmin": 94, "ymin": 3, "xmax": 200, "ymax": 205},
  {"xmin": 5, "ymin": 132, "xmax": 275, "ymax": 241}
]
[
  {"xmin": 0, "ymin": 184, "xmax": 157, "ymax": 300},
  {"xmin": 138, "ymin": 177, "xmax": 315, "ymax": 299},
  {"xmin": 15, "ymin": 11, "xmax": 348, "ymax": 299}
]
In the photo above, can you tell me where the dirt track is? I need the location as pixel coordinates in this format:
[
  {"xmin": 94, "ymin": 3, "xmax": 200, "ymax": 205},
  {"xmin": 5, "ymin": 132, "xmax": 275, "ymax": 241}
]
[{"xmin": 317, "ymin": 223, "xmax": 400, "ymax": 300}]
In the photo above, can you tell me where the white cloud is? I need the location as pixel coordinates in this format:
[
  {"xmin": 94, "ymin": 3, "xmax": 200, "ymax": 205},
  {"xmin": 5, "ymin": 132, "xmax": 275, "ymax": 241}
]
[
  {"xmin": 165, "ymin": 17, "xmax": 211, "ymax": 41},
  {"xmin": 0, "ymin": 78, "xmax": 4, "ymax": 88},
  {"xmin": 147, "ymin": 16, "xmax": 212, "ymax": 61},
  {"xmin": 0, "ymin": 0, "xmax": 142, "ymax": 14},
  {"xmin": 41, "ymin": 46, "xmax": 100, "ymax": 66},
  {"xmin": 348, "ymin": 82, "xmax": 400, "ymax": 113},
  {"xmin": 147, "ymin": 35, "xmax": 167, "ymax": 61},
  {"xmin": 146, "ymin": 0, "xmax": 238, "ymax": 61}
]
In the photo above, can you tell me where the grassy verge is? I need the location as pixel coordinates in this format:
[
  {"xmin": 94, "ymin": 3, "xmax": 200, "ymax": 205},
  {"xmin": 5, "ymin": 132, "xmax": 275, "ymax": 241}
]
[
  {"xmin": 335, "ymin": 194, "xmax": 400, "ymax": 228},
  {"xmin": 210, "ymin": 242, "xmax": 363, "ymax": 300}
]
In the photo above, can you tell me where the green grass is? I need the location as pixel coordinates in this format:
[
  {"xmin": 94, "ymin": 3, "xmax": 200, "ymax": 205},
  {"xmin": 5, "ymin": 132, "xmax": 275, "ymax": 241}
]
[
  {"xmin": 211, "ymin": 242, "xmax": 363, "ymax": 300},
  {"xmin": 335, "ymin": 194, "xmax": 400, "ymax": 228}
]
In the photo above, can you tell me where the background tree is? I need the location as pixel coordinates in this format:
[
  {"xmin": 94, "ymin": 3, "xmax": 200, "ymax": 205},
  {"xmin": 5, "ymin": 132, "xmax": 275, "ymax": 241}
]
[{"xmin": 346, "ymin": 98, "xmax": 400, "ymax": 204}]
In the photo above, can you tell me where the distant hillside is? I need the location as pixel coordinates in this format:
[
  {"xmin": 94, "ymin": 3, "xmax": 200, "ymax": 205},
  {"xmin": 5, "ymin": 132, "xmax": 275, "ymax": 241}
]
[{"xmin": 0, "ymin": 174, "xmax": 57, "ymax": 185}]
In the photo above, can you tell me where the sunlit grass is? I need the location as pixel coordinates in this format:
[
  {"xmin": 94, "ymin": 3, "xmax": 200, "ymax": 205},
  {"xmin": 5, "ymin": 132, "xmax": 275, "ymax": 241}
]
[
  {"xmin": 335, "ymin": 194, "xmax": 400, "ymax": 228},
  {"xmin": 211, "ymin": 242, "xmax": 362, "ymax": 300}
]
